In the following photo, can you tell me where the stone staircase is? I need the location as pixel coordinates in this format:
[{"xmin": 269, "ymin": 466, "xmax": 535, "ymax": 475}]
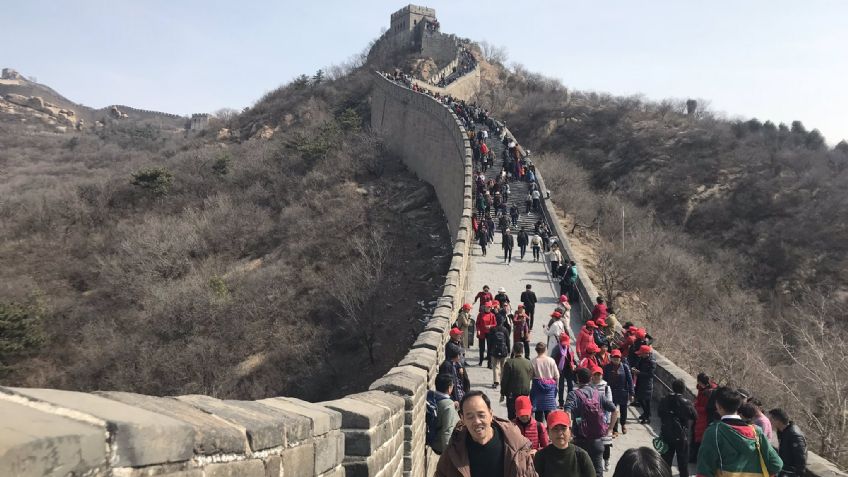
[{"xmin": 475, "ymin": 127, "xmax": 544, "ymax": 234}]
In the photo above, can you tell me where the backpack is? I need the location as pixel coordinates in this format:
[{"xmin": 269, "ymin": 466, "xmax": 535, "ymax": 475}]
[
  {"xmin": 491, "ymin": 328, "xmax": 509, "ymax": 358},
  {"xmin": 661, "ymin": 395, "xmax": 688, "ymax": 442},
  {"xmin": 574, "ymin": 387, "xmax": 608, "ymax": 439},
  {"xmin": 425, "ymin": 391, "xmax": 450, "ymax": 450}
]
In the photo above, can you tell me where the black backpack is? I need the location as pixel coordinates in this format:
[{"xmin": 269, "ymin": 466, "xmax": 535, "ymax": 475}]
[
  {"xmin": 491, "ymin": 328, "xmax": 509, "ymax": 358},
  {"xmin": 425, "ymin": 391, "xmax": 450, "ymax": 450},
  {"xmin": 661, "ymin": 395, "xmax": 688, "ymax": 442}
]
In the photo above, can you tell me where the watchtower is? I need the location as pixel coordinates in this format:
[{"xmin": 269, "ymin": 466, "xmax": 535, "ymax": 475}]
[{"xmin": 389, "ymin": 5, "xmax": 436, "ymax": 33}]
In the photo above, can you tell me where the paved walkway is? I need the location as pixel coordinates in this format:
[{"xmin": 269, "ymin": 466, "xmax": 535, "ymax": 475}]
[{"xmin": 463, "ymin": 230, "xmax": 693, "ymax": 476}]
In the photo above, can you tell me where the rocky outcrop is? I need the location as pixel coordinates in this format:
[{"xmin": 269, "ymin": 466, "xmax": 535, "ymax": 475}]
[
  {"xmin": 1, "ymin": 68, "xmax": 23, "ymax": 80},
  {"xmin": 109, "ymin": 105, "xmax": 128, "ymax": 119},
  {"xmin": 3, "ymin": 93, "xmax": 78, "ymax": 129}
]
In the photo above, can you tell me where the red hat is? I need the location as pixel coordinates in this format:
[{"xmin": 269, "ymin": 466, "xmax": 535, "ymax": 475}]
[
  {"xmin": 625, "ymin": 335, "xmax": 636, "ymax": 344},
  {"xmin": 636, "ymin": 345, "xmax": 653, "ymax": 355},
  {"xmin": 515, "ymin": 395, "xmax": 532, "ymax": 417},
  {"xmin": 610, "ymin": 349, "xmax": 622, "ymax": 357},
  {"xmin": 484, "ymin": 301, "xmax": 493, "ymax": 307},
  {"xmin": 491, "ymin": 301, "xmax": 501, "ymax": 308},
  {"xmin": 585, "ymin": 321, "xmax": 597, "ymax": 328},
  {"xmin": 462, "ymin": 303, "xmax": 472, "ymax": 310},
  {"xmin": 449, "ymin": 327, "xmax": 463, "ymax": 337},
  {"xmin": 559, "ymin": 294, "xmax": 569, "ymax": 303},
  {"xmin": 546, "ymin": 410, "xmax": 571, "ymax": 429},
  {"xmin": 586, "ymin": 343, "xmax": 600, "ymax": 354},
  {"xmin": 626, "ymin": 326, "xmax": 637, "ymax": 335},
  {"xmin": 559, "ymin": 333, "xmax": 570, "ymax": 344},
  {"xmin": 636, "ymin": 328, "xmax": 647, "ymax": 339},
  {"xmin": 550, "ymin": 311, "xmax": 562, "ymax": 318},
  {"xmin": 591, "ymin": 365, "xmax": 604, "ymax": 375},
  {"xmin": 596, "ymin": 318, "xmax": 607, "ymax": 327},
  {"xmin": 517, "ymin": 304, "xmax": 525, "ymax": 308}
]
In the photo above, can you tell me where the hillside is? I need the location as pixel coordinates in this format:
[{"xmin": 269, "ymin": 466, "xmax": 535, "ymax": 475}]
[{"xmin": 0, "ymin": 67, "xmax": 450, "ymax": 401}]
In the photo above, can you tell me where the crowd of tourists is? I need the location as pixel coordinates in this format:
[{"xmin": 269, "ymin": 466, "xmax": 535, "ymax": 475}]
[
  {"xmin": 430, "ymin": 289, "xmax": 807, "ymax": 477},
  {"xmin": 382, "ymin": 69, "xmax": 807, "ymax": 477}
]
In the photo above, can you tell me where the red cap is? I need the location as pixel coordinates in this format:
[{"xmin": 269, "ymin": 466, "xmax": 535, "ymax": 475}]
[
  {"xmin": 559, "ymin": 333, "xmax": 570, "ymax": 344},
  {"xmin": 449, "ymin": 327, "xmax": 463, "ymax": 337},
  {"xmin": 550, "ymin": 311, "xmax": 562, "ymax": 318},
  {"xmin": 515, "ymin": 395, "xmax": 532, "ymax": 417},
  {"xmin": 625, "ymin": 335, "xmax": 636, "ymax": 344},
  {"xmin": 591, "ymin": 365, "xmax": 604, "ymax": 375},
  {"xmin": 585, "ymin": 321, "xmax": 597, "ymax": 328},
  {"xmin": 559, "ymin": 294, "xmax": 569, "ymax": 303},
  {"xmin": 586, "ymin": 343, "xmax": 600, "ymax": 354},
  {"xmin": 462, "ymin": 303, "xmax": 472, "ymax": 310},
  {"xmin": 546, "ymin": 410, "xmax": 571, "ymax": 429},
  {"xmin": 484, "ymin": 301, "xmax": 493, "ymax": 307},
  {"xmin": 596, "ymin": 319, "xmax": 607, "ymax": 327},
  {"xmin": 517, "ymin": 304, "xmax": 525, "ymax": 308},
  {"xmin": 610, "ymin": 349, "xmax": 622, "ymax": 357},
  {"xmin": 636, "ymin": 328, "xmax": 647, "ymax": 339},
  {"xmin": 637, "ymin": 345, "xmax": 653, "ymax": 355}
]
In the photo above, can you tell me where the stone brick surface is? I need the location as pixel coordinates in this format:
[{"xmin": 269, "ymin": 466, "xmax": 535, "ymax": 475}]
[
  {"xmin": 8, "ymin": 387, "xmax": 193, "ymax": 467},
  {"xmin": 280, "ymin": 442, "xmax": 313, "ymax": 477},
  {"xmin": 321, "ymin": 396, "xmax": 393, "ymax": 430},
  {"xmin": 204, "ymin": 460, "xmax": 265, "ymax": 477},
  {"xmin": 0, "ymin": 398, "xmax": 107, "ymax": 477},
  {"xmin": 258, "ymin": 397, "xmax": 341, "ymax": 437},
  {"xmin": 397, "ymin": 348, "xmax": 437, "ymax": 373},
  {"xmin": 98, "ymin": 391, "xmax": 247, "ymax": 455},
  {"xmin": 411, "ymin": 330, "xmax": 442, "ymax": 350},
  {"xmin": 175, "ymin": 395, "xmax": 308, "ymax": 451},
  {"xmin": 313, "ymin": 430, "xmax": 344, "ymax": 474}
]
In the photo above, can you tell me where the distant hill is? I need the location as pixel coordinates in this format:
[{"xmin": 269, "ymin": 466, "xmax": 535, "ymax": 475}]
[{"xmin": 0, "ymin": 67, "xmax": 188, "ymax": 130}]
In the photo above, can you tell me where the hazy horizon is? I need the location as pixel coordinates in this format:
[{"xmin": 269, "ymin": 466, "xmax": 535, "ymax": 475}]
[{"xmin": 4, "ymin": 0, "xmax": 846, "ymax": 143}]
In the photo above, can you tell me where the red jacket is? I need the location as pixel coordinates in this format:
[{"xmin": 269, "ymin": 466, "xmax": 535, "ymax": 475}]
[
  {"xmin": 476, "ymin": 312, "xmax": 497, "ymax": 339},
  {"xmin": 591, "ymin": 303, "xmax": 608, "ymax": 322},
  {"xmin": 512, "ymin": 417, "xmax": 549, "ymax": 451},
  {"xmin": 474, "ymin": 291, "xmax": 493, "ymax": 312},
  {"xmin": 576, "ymin": 327, "xmax": 595, "ymax": 359},
  {"xmin": 694, "ymin": 383, "xmax": 717, "ymax": 442}
]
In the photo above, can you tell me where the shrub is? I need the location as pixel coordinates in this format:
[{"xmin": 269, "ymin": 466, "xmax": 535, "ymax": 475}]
[{"xmin": 131, "ymin": 167, "xmax": 174, "ymax": 195}]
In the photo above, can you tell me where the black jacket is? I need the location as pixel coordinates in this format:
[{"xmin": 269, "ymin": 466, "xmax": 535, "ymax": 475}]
[
  {"xmin": 658, "ymin": 393, "xmax": 696, "ymax": 442},
  {"xmin": 777, "ymin": 422, "xmax": 807, "ymax": 475},
  {"xmin": 517, "ymin": 230, "xmax": 529, "ymax": 246},
  {"xmin": 502, "ymin": 233, "xmax": 515, "ymax": 249},
  {"xmin": 520, "ymin": 291, "xmax": 537, "ymax": 310}
]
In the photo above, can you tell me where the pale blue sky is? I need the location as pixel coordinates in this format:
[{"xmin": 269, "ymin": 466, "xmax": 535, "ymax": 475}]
[{"xmin": 4, "ymin": 1, "xmax": 847, "ymax": 143}]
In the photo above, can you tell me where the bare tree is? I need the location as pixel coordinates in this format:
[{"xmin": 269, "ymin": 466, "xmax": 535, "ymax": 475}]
[
  {"xmin": 327, "ymin": 231, "xmax": 392, "ymax": 364},
  {"xmin": 596, "ymin": 244, "xmax": 630, "ymax": 311},
  {"xmin": 479, "ymin": 40, "xmax": 508, "ymax": 64}
]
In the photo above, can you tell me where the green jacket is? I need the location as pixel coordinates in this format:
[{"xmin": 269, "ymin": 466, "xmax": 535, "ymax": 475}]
[
  {"xmin": 696, "ymin": 419, "xmax": 782, "ymax": 477},
  {"xmin": 501, "ymin": 356, "xmax": 533, "ymax": 398},
  {"xmin": 434, "ymin": 396, "xmax": 460, "ymax": 454}
]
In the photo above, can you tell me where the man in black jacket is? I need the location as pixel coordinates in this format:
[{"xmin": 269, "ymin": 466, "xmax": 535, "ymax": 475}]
[
  {"xmin": 502, "ymin": 228, "xmax": 515, "ymax": 265},
  {"xmin": 768, "ymin": 408, "xmax": 807, "ymax": 476},
  {"xmin": 517, "ymin": 227, "xmax": 529, "ymax": 260},
  {"xmin": 658, "ymin": 379, "xmax": 697, "ymax": 477},
  {"xmin": 519, "ymin": 284, "xmax": 537, "ymax": 329}
]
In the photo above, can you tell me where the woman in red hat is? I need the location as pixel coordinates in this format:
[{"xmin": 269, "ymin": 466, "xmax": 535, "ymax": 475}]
[{"xmin": 576, "ymin": 320, "xmax": 597, "ymax": 359}]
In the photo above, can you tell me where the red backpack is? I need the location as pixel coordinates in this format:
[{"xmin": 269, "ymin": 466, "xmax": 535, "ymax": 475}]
[{"xmin": 574, "ymin": 387, "xmax": 608, "ymax": 439}]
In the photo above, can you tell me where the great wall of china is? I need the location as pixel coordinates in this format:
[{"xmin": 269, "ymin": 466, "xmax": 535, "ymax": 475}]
[{"xmin": 2, "ymin": 6, "xmax": 846, "ymax": 477}]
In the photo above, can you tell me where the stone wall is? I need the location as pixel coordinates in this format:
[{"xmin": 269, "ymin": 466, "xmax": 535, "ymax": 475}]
[
  {"xmin": 410, "ymin": 66, "xmax": 481, "ymax": 103},
  {"xmin": 420, "ymin": 32, "xmax": 458, "ymax": 70}
]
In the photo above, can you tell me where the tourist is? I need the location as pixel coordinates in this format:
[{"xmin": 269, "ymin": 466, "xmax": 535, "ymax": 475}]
[
  {"xmin": 502, "ymin": 228, "xmax": 514, "ymax": 265},
  {"xmin": 477, "ymin": 222, "xmax": 488, "ymax": 256},
  {"xmin": 517, "ymin": 226, "xmax": 529, "ymax": 260},
  {"xmin": 476, "ymin": 302, "xmax": 497, "ymax": 367},
  {"xmin": 501, "ymin": 342, "xmax": 533, "ymax": 420},
  {"xmin": 520, "ymin": 284, "xmax": 537, "ymax": 329},
  {"xmin": 577, "ymin": 320, "xmax": 598, "ymax": 359},
  {"xmin": 446, "ymin": 327, "xmax": 465, "ymax": 366},
  {"xmin": 510, "ymin": 204, "xmax": 520, "ymax": 227},
  {"xmin": 691, "ymin": 372, "xmax": 718, "ymax": 462},
  {"xmin": 545, "ymin": 310, "xmax": 567, "ymax": 352},
  {"xmin": 531, "ymin": 342, "xmax": 560, "ymax": 424},
  {"xmin": 632, "ymin": 345, "xmax": 656, "ymax": 424},
  {"xmin": 525, "ymin": 192, "xmax": 533, "ymax": 214},
  {"xmin": 473, "ymin": 285, "xmax": 493, "ymax": 313},
  {"xmin": 438, "ymin": 346, "xmax": 465, "ymax": 402},
  {"xmin": 565, "ymin": 367, "xmax": 619, "ymax": 477},
  {"xmin": 512, "ymin": 305, "xmax": 531, "ymax": 358},
  {"xmin": 493, "ymin": 286, "xmax": 511, "ymax": 312},
  {"xmin": 550, "ymin": 332, "xmax": 577, "ymax": 407},
  {"xmin": 548, "ymin": 243, "xmax": 562, "ymax": 278},
  {"xmin": 591, "ymin": 296, "xmax": 608, "ymax": 322},
  {"xmin": 435, "ymin": 391, "xmax": 537, "ymax": 477},
  {"xmin": 612, "ymin": 447, "xmax": 671, "ymax": 477},
  {"xmin": 512, "ymin": 395, "xmax": 550, "ymax": 452},
  {"xmin": 488, "ymin": 319, "xmax": 511, "ymax": 388},
  {"xmin": 657, "ymin": 379, "xmax": 697, "ymax": 477},
  {"xmin": 428, "ymin": 373, "xmax": 460, "ymax": 455},
  {"xmin": 591, "ymin": 366, "xmax": 616, "ymax": 472},
  {"xmin": 534, "ymin": 410, "xmax": 596, "ymax": 477},
  {"xmin": 768, "ymin": 408, "xmax": 807, "ymax": 477},
  {"xmin": 603, "ymin": 350, "xmax": 634, "ymax": 435},
  {"xmin": 455, "ymin": 303, "xmax": 472, "ymax": 349},
  {"xmin": 530, "ymin": 233, "xmax": 542, "ymax": 262},
  {"xmin": 696, "ymin": 387, "xmax": 782, "ymax": 477}
]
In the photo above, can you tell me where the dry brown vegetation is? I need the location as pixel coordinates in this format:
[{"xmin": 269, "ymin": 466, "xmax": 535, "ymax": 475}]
[
  {"xmin": 0, "ymin": 68, "xmax": 450, "ymax": 401},
  {"xmin": 474, "ymin": 63, "xmax": 848, "ymax": 466}
]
